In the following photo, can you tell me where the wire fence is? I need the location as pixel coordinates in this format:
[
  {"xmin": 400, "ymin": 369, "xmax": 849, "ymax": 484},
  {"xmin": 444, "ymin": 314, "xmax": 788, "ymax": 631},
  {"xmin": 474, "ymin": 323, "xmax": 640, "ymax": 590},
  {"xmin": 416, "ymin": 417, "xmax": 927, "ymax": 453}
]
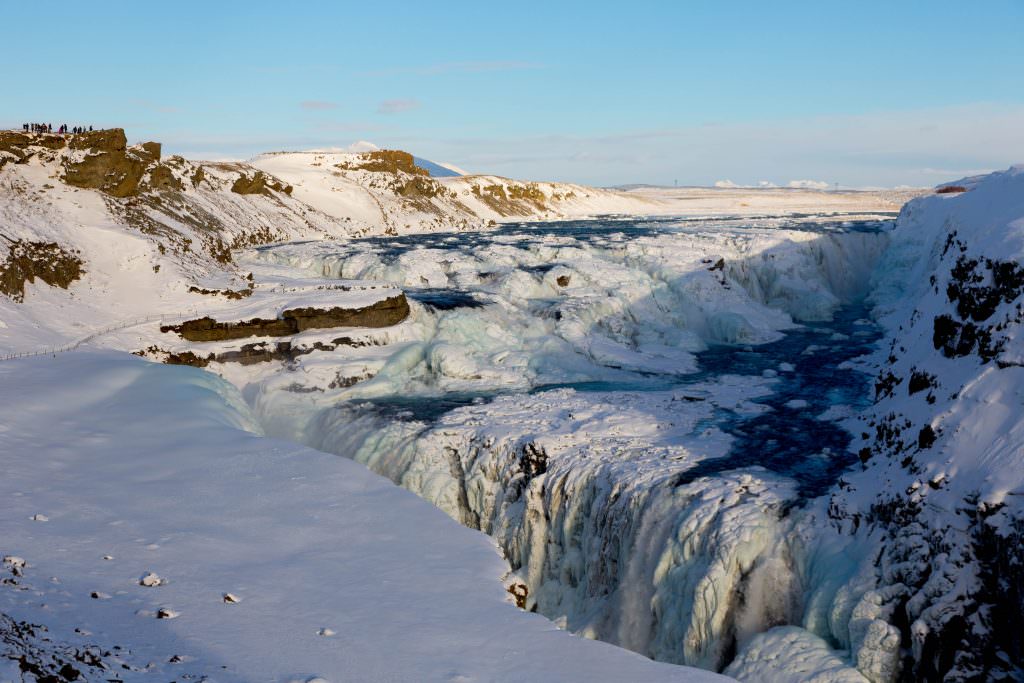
[{"xmin": 0, "ymin": 310, "xmax": 199, "ymax": 362}]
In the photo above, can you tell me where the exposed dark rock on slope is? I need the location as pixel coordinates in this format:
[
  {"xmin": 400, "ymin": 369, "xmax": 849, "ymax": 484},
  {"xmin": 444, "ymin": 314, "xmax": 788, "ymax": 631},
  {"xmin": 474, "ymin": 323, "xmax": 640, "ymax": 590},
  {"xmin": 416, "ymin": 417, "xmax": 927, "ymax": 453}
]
[
  {"xmin": 160, "ymin": 293, "xmax": 410, "ymax": 342},
  {"xmin": 0, "ymin": 239, "xmax": 83, "ymax": 302}
]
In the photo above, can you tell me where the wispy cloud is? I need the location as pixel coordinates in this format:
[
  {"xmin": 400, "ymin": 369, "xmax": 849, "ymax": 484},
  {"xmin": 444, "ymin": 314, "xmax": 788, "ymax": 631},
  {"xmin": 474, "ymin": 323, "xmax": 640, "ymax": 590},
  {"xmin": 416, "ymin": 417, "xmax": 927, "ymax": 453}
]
[
  {"xmin": 363, "ymin": 61, "xmax": 543, "ymax": 77},
  {"xmin": 300, "ymin": 100, "xmax": 337, "ymax": 110},
  {"xmin": 377, "ymin": 99, "xmax": 420, "ymax": 115}
]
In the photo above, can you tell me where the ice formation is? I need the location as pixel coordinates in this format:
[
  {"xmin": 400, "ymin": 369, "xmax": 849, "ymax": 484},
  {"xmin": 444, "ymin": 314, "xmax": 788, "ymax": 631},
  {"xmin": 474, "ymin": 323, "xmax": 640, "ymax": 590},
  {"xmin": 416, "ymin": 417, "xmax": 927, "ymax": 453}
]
[{"xmin": 237, "ymin": 216, "xmax": 901, "ymax": 675}]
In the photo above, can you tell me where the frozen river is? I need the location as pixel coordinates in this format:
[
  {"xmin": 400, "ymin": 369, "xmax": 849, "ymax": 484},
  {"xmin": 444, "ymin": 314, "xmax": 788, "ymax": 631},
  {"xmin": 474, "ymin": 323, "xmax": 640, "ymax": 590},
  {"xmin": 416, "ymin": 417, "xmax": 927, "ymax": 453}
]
[{"xmin": 243, "ymin": 214, "xmax": 895, "ymax": 674}]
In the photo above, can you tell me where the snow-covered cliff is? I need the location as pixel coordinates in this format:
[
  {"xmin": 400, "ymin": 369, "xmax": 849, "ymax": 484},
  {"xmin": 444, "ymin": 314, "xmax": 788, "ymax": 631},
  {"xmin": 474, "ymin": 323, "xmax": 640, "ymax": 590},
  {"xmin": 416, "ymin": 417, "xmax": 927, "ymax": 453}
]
[{"xmin": 833, "ymin": 166, "xmax": 1024, "ymax": 680}]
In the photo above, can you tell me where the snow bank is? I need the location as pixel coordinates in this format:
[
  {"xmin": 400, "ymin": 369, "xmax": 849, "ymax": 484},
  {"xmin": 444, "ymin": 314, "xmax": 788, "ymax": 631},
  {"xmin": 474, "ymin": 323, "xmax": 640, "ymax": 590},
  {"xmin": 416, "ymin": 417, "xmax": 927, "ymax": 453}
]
[{"xmin": 0, "ymin": 351, "xmax": 725, "ymax": 682}]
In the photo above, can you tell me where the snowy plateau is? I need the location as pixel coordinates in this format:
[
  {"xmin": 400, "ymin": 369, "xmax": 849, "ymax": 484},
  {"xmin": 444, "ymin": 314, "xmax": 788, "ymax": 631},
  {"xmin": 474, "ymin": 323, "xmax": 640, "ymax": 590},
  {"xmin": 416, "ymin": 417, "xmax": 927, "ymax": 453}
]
[{"xmin": 0, "ymin": 129, "xmax": 1021, "ymax": 682}]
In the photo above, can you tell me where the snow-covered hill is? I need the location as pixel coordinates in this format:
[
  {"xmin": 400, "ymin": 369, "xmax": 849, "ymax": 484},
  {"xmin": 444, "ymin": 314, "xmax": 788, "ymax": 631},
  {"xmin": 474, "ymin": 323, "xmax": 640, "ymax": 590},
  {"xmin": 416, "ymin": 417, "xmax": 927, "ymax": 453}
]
[
  {"xmin": 249, "ymin": 149, "xmax": 657, "ymax": 233},
  {"xmin": 0, "ymin": 130, "xmax": 650, "ymax": 355}
]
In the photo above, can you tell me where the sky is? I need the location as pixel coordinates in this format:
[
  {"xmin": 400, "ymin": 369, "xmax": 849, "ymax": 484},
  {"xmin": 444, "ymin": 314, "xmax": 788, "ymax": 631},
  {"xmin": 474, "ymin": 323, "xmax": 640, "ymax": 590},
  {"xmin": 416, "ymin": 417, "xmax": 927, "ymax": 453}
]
[{"xmin": 3, "ymin": 0, "xmax": 1023, "ymax": 187}]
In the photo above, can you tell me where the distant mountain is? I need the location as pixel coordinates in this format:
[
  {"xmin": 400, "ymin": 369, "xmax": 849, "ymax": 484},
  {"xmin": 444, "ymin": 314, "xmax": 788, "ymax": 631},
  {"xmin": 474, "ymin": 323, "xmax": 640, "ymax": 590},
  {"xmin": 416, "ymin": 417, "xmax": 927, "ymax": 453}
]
[{"xmin": 413, "ymin": 156, "xmax": 463, "ymax": 177}]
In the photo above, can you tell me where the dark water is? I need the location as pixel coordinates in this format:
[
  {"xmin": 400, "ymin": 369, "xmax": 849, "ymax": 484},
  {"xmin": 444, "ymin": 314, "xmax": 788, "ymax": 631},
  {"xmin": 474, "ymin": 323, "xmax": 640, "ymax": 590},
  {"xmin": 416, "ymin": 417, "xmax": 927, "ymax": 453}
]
[
  {"xmin": 257, "ymin": 214, "xmax": 896, "ymax": 266},
  {"xmin": 675, "ymin": 304, "xmax": 880, "ymax": 498},
  {"xmin": 405, "ymin": 288, "xmax": 487, "ymax": 310},
  {"xmin": 529, "ymin": 304, "xmax": 880, "ymax": 498},
  {"xmin": 352, "ymin": 302, "xmax": 880, "ymax": 499}
]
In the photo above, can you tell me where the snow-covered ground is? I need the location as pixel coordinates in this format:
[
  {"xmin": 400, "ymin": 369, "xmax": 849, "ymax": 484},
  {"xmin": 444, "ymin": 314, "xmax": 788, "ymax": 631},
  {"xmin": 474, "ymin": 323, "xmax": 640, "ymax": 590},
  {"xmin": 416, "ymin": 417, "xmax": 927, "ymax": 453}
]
[
  {"xmin": 0, "ymin": 351, "xmax": 726, "ymax": 682},
  {"xmin": 623, "ymin": 186, "xmax": 918, "ymax": 218}
]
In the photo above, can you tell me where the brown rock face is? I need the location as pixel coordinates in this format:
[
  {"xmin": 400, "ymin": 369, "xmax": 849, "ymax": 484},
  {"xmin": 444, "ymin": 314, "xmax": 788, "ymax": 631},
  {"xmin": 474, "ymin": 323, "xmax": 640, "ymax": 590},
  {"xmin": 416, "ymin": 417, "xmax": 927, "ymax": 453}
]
[
  {"xmin": 284, "ymin": 295, "xmax": 410, "ymax": 331},
  {"xmin": 139, "ymin": 141, "xmax": 162, "ymax": 161},
  {"xmin": 230, "ymin": 171, "xmax": 292, "ymax": 196},
  {"xmin": 337, "ymin": 150, "xmax": 429, "ymax": 176},
  {"xmin": 0, "ymin": 239, "xmax": 84, "ymax": 302},
  {"xmin": 161, "ymin": 293, "xmax": 410, "ymax": 342},
  {"xmin": 0, "ymin": 131, "xmax": 67, "ymax": 169},
  {"xmin": 68, "ymin": 129, "xmax": 127, "ymax": 152},
  {"xmin": 62, "ymin": 128, "xmax": 149, "ymax": 197},
  {"xmin": 148, "ymin": 165, "xmax": 183, "ymax": 191}
]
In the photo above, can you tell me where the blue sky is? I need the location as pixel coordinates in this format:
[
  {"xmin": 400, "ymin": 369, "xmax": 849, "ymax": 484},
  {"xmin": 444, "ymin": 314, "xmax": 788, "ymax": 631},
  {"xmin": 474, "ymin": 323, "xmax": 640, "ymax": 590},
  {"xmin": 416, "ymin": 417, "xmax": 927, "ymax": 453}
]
[{"xmin": 3, "ymin": 0, "xmax": 1023, "ymax": 186}]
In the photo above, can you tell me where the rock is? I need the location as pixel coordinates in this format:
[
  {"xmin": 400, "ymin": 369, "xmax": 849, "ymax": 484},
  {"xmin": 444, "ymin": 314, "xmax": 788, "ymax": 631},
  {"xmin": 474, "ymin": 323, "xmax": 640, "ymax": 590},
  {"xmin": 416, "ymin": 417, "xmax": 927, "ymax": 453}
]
[
  {"xmin": 0, "ymin": 240, "xmax": 84, "ymax": 303},
  {"xmin": 230, "ymin": 171, "xmax": 292, "ymax": 196},
  {"xmin": 68, "ymin": 128, "xmax": 126, "ymax": 153},
  {"xmin": 138, "ymin": 141, "xmax": 162, "ymax": 162},
  {"xmin": 506, "ymin": 582, "xmax": 529, "ymax": 609},
  {"xmin": 0, "ymin": 131, "xmax": 66, "ymax": 166},
  {"xmin": 147, "ymin": 164, "xmax": 182, "ymax": 191},
  {"xmin": 336, "ymin": 149, "xmax": 429, "ymax": 176},
  {"xmin": 139, "ymin": 572, "xmax": 164, "ymax": 587},
  {"xmin": 556, "ymin": 274, "xmax": 571, "ymax": 287},
  {"xmin": 62, "ymin": 128, "xmax": 149, "ymax": 197},
  {"xmin": 2, "ymin": 556, "xmax": 26, "ymax": 576},
  {"xmin": 161, "ymin": 294, "xmax": 411, "ymax": 342}
]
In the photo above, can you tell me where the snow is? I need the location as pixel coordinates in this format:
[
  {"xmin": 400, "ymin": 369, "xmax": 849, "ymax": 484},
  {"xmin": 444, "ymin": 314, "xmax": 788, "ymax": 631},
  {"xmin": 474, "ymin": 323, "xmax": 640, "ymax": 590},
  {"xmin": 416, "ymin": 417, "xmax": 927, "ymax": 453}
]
[
  {"xmin": 6, "ymin": 130, "xmax": 1019, "ymax": 680},
  {"xmin": 0, "ymin": 351, "xmax": 723, "ymax": 682}
]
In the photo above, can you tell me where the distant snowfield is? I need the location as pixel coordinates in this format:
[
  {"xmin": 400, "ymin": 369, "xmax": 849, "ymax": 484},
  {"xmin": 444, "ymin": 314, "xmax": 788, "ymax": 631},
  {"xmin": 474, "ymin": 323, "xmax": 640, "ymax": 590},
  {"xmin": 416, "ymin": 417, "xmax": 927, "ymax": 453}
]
[
  {"xmin": 0, "ymin": 352, "xmax": 725, "ymax": 682},
  {"xmin": 626, "ymin": 186, "xmax": 918, "ymax": 217}
]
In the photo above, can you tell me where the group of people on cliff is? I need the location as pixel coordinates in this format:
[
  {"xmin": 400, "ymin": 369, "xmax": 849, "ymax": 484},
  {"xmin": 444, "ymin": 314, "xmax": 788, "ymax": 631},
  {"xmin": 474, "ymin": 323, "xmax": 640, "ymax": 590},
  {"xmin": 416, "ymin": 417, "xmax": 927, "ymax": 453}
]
[{"xmin": 22, "ymin": 123, "xmax": 93, "ymax": 134}]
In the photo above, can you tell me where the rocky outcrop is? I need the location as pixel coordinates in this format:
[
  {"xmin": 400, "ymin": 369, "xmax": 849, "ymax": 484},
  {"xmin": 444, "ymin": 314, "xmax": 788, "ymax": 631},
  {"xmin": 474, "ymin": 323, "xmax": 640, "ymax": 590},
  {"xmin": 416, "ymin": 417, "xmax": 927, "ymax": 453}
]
[
  {"xmin": 336, "ymin": 150, "xmax": 429, "ymax": 176},
  {"xmin": 470, "ymin": 182, "xmax": 549, "ymax": 216},
  {"xmin": 141, "ymin": 335, "xmax": 379, "ymax": 368},
  {"xmin": 61, "ymin": 129, "xmax": 164, "ymax": 198},
  {"xmin": 230, "ymin": 171, "xmax": 292, "ymax": 196},
  {"xmin": 147, "ymin": 164, "xmax": 183, "ymax": 191},
  {"xmin": 0, "ymin": 239, "xmax": 84, "ymax": 302},
  {"xmin": 160, "ymin": 293, "xmax": 410, "ymax": 342},
  {"xmin": 0, "ymin": 131, "xmax": 66, "ymax": 170}
]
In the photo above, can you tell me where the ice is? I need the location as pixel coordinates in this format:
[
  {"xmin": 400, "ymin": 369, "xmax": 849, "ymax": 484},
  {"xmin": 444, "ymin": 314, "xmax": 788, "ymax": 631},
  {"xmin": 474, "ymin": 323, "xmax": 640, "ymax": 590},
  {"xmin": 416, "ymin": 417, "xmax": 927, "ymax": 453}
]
[
  {"xmin": 243, "ymin": 218, "xmax": 888, "ymax": 399},
  {"xmin": 725, "ymin": 626, "xmax": 869, "ymax": 682}
]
